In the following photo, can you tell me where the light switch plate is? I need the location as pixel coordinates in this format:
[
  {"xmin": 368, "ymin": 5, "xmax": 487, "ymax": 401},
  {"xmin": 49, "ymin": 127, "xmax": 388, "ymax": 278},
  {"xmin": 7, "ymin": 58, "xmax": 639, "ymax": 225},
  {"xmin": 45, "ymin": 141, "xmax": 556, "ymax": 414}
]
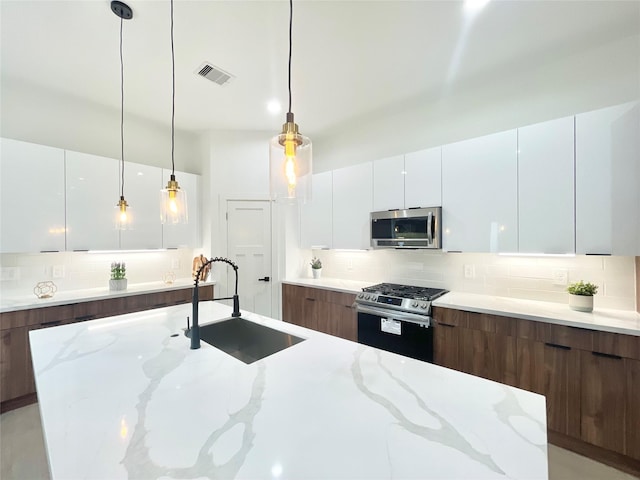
[
  {"xmin": 464, "ymin": 264, "xmax": 475, "ymax": 279},
  {"xmin": 552, "ymin": 269, "xmax": 568, "ymax": 286}
]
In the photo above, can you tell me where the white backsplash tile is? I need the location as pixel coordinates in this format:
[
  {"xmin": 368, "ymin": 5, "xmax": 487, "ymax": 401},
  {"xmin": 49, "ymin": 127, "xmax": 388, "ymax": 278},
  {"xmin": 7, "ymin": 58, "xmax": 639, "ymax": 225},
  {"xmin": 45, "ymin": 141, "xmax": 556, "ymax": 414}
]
[{"xmin": 306, "ymin": 249, "xmax": 637, "ymax": 311}]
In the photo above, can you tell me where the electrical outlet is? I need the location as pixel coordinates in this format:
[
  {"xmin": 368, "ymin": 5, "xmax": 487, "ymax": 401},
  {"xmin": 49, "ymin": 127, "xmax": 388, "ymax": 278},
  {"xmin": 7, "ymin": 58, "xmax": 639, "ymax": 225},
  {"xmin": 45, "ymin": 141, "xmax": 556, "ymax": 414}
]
[
  {"xmin": 171, "ymin": 259, "xmax": 180, "ymax": 269},
  {"xmin": 0, "ymin": 267, "xmax": 19, "ymax": 281},
  {"xmin": 53, "ymin": 265, "xmax": 65, "ymax": 278},
  {"xmin": 463, "ymin": 264, "xmax": 475, "ymax": 279},
  {"xmin": 552, "ymin": 268, "xmax": 568, "ymax": 286},
  {"xmin": 346, "ymin": 258, "xmax": 354, "ymax": 271}
]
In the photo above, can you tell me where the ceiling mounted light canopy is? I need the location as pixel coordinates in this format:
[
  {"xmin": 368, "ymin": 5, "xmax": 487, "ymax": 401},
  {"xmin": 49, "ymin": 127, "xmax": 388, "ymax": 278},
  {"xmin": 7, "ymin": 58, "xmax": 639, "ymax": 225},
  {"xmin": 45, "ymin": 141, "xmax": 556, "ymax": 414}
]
[
  {"xmin": 112, "ymin": 1, "xmax": 133, "ymax": 230},
  {"xmin": 160, "ymin": 0, "xmax": 188, "ymax": 224},
  {"xmin": 269, "ymin": 0, "xmax": 312, "ymax": 204}
]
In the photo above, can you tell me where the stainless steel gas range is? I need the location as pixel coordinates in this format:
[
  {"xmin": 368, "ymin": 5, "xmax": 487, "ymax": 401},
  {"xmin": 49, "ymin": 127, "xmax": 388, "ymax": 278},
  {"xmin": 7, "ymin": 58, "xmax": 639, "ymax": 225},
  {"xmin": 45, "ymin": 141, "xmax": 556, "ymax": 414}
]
[{"xmin": 354, "ymin": 283, "xmax": 448, "ymax": 363}]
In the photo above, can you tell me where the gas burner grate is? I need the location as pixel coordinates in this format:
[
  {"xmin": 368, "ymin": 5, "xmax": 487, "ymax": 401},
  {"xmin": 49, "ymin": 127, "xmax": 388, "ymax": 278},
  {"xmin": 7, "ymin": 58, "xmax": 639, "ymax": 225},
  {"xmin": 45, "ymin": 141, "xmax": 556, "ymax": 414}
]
[{"xmin": 362, "ymin": 283, "xmax": 448, "ymax": 301}]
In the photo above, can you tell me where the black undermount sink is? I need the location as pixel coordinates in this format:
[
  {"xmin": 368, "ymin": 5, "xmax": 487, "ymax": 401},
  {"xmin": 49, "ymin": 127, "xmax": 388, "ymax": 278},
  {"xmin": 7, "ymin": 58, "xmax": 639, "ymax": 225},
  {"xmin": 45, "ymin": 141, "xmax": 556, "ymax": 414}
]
[{"xmin": 195, "ymin": 317, "xmax": 305, "ymax": 364}]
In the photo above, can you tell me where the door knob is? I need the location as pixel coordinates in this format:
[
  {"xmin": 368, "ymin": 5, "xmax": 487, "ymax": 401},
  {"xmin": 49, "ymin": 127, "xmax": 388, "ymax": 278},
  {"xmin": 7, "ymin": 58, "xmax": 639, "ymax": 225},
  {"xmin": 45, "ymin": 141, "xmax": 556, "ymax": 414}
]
[{"xmin": 258, "ymin": 276, "xmax": 270, "ymax": 282}]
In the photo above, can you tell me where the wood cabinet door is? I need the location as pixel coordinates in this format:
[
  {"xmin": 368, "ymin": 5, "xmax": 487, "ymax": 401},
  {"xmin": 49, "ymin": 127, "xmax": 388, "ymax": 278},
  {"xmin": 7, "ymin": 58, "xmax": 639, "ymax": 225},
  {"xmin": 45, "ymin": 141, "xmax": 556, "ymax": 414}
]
[
  {"xmin": 434, "ymin": 324, "xmax": 461, "ymax": 371},
  {"xmin": 0, "ymin": 327, "xmax": 32, "ymax": 402},
  {"xmin": 459, "ymin": 328, "xmax": 517, "ymax": 386},
  {"xmin": 282, "ymin": 284, "xmax": 304, "ymax": 327},
  {"xmin": 516, "ymin": 338, "xmax": 581, "ymax": 438},
  {"xmin": 581, "ymin": 350, "xmax": 626, "ymax": 454},
  {"xmin": 625, "ymin": 358, "xmax": 640, "ymax": 460}
]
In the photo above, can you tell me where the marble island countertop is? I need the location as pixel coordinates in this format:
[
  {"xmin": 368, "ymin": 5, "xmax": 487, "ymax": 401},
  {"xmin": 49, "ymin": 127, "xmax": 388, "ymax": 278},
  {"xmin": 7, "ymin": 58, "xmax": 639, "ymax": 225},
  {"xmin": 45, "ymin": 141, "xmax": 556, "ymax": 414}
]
[
  {"xmin": 30, "ymin": 302, "xmax": 548, "ymax": 479},
  {"xmin": 0, "ymin": 279, "xmax": 216, "ymax": 313},
  {"xmin": 283, "ymin": 278, "xmax": 640, "ymax": 336}
]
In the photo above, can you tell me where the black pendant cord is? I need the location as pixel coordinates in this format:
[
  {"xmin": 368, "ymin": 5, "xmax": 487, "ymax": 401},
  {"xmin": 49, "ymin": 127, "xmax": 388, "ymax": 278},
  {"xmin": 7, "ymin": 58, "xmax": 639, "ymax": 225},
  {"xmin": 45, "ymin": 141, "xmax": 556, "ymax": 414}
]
[
  {"xmin": 170, "ymin": 0, "xmax": 176, "ymax": 177},
  {"xmin": 288, "ymin": 0, "xmax": 292, "ymax": 114},
  {"xmin": 119, "ymin": 16, "xmax": 125, "ymax": 198}
]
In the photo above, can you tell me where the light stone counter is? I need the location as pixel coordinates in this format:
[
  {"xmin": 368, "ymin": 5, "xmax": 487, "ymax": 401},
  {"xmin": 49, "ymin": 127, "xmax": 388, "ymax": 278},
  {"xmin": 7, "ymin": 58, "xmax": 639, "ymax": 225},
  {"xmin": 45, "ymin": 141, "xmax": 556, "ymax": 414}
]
[
  {"xmin": 433, "ymin": 292, "xmax": 640, "ymax": 337},
  {"xmin": 284, "ymin": 278, "xmax": 640, "ymax": 337},
  {"xmin": 0, "ymin": 279, "xmax": 216, "ymax": 313},
  {"xmin": 30, "ymin": 301, "xmax": 548, "ymax": 479}
]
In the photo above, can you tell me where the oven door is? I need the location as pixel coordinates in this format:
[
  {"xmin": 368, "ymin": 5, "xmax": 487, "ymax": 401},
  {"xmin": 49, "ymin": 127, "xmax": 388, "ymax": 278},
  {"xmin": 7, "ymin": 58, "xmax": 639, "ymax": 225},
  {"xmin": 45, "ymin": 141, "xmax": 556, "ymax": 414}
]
[{"xmin": 356, "ymin": 304, "xmax": 433, "ymax": 363}]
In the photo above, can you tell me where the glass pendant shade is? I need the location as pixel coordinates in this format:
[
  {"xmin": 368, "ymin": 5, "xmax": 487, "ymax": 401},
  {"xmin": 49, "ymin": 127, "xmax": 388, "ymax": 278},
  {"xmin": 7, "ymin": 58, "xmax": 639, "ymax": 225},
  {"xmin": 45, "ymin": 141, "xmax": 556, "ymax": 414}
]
[
  {"xmin": 115, "ymin": 196, "xmax": 133, "ymax": 230},
  {"xmin": 269, "ymin": 114, "xmax": 312, "ymax": 204},
  {"xmin": 160, "ymin": 175, "xmax": 188, "ymax": 224}
]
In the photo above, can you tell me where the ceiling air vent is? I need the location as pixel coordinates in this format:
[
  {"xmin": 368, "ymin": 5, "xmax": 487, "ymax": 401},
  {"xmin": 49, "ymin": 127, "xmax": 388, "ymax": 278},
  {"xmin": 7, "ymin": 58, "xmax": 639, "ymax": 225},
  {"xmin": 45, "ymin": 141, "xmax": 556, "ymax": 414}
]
[{"xmin": 195, "ymin": 63, "xmax": 234, "ymax": 86}]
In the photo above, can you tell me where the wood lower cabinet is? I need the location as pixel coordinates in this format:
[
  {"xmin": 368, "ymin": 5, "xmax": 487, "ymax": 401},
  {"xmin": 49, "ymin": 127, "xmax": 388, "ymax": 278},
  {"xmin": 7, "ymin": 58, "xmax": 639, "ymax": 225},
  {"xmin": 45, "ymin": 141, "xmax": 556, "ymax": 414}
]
[
  {"xmin": 517, "ymin": 338, "xmax": 581, "ymax": 438},
  {"xmin": 282, "ymin": 284, "xmax": 357, "ymax": 341},
  {"xmin": 0, "ymin": 285, "xmax": 213, "ymax": 412},
  {"xmin": 433, "ymin": 305, "xmax": 640, "ymax": 475}
]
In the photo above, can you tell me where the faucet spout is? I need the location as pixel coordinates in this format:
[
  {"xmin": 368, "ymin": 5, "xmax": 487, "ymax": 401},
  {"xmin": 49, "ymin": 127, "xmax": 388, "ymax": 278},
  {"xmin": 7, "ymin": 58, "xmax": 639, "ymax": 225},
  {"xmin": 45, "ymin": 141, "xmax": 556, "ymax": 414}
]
[{"xmin": 190, "ymin": 257, "xmax": 240, "ymax": 350}]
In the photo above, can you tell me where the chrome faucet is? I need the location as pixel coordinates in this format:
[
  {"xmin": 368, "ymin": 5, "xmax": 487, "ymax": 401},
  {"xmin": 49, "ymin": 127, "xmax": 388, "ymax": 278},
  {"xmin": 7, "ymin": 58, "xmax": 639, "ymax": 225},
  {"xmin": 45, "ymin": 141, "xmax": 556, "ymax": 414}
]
[{"xmin": 190, "ymin": 257, "xmax": 241, "ymax": 349}]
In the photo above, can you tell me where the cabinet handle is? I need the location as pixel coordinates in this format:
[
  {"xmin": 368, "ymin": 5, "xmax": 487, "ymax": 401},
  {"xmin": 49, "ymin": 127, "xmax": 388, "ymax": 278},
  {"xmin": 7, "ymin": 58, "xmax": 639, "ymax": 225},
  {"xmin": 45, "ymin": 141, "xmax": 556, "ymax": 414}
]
[
  {"xmin": 75, "ymin": 314, "xmax": 96, "ymax": 322},
  {"xmin": 437, "ymin": 323, "xmax": 456, "ymax": 328},
  {"xmin": 305, "ymin": 298, "xmax": 316, "ymax": 301},
  {"xmin": 41, "ymin": 320, "xmax": 62, "ymax": 327},
  {"xmin": 39, "ymin": 250, "xmax": 59, "ymax": 253},
  {"xmin": 155, "ymin": 303, "xmax": 168, "ymax": 308},
  {"xmin": 545, "ymin": 342, "xmax": 571, "ymax": 350},
  {"xmin": 73, "ymin": 249, "xmax": 89, "ymax": 252},
  {"xmin": 592, "ymin": 351, "xmax": 622, "ymax": 360},
  {"xmin": 585, "ymin": 253, "xmax": 611, "ymax": 256}
]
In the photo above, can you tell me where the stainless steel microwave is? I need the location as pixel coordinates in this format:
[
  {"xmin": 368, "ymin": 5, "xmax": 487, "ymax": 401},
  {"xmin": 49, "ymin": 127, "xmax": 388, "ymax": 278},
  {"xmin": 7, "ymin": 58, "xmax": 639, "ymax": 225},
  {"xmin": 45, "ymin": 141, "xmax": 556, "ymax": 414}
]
[{"xmin": 370, "ymin": 207, "xmax": 442, "ymax": 249}]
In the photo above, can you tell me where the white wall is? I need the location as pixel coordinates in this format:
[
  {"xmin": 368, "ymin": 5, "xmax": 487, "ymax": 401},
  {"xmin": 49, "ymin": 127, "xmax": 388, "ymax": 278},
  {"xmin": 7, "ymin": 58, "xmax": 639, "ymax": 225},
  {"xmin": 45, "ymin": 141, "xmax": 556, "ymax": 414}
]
[
  {"xmin": 0, "ymin": 76, "xmax": 204, "ymax": 174},
  {"xmin": 314, "ymin": 34, "xmax": 640, "ymax": 172},
  {"xmin": 301, "ymin": 249, "xmax": 637, "ymax": 311}
]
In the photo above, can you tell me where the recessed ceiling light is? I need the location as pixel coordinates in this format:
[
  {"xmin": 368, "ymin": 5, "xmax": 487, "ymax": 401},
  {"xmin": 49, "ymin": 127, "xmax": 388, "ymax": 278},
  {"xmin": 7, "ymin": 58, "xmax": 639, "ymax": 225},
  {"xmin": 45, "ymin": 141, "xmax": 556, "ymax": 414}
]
[
  {"xmin": 267, "ymin": 99, "xmax": 282, "ymax": 115},
  {"xmin": 464, "ymin": 0, "xmax": 490, "ymax": 13}
]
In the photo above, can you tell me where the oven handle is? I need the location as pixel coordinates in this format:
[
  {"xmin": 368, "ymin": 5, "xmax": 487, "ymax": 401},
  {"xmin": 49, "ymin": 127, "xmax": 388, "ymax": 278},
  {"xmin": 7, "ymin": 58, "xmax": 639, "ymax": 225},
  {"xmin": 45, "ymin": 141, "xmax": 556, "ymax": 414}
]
[{"xmin": 354, "ymin": 303, "xmax": 431, "ymax": 327}]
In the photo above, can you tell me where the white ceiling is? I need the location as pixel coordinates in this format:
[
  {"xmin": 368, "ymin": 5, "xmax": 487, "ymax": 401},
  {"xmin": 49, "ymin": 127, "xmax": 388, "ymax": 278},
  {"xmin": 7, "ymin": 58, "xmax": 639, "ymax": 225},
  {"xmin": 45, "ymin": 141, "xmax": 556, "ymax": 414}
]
[{"xmin": 1, "ymin": 0, "xmax": 639, "ymax": 137}]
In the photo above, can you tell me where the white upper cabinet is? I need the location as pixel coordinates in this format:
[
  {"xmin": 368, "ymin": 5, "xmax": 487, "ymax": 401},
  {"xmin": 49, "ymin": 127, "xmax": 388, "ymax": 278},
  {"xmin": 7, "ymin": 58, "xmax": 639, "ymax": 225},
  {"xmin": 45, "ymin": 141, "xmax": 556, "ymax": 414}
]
[
  {"xmin": 442, "ymin": 130, "xmax": 518, "ymax": 253},
  {"xmin": 576, "ymin": 101, "xmax": 640, "ymax": 255},
  {"xmin": 300, "ymin": 171, "xmax": 333, "ymax": 249},
  {"xmin": 518, "ymin": 116, "xmax": 575, "ymax": 254},
  {"xmin": 162, "ymin": 169, "xmax": 200, "ymax": 249},
  {"xmin": 0, "ymin": 138, "xmax": 66, "ymax": 253},
  {"xmin": 120, "ymin": 162, "xmax": 163, "ymax": 250},
  {"xmin": 373, "ymin": 155, "xmax": 404, "ymax": 211},
  {"xmin": 332, "ymin": 162, "xmax": 373, "ymax": 249},
  {"xmin": 65, "ymin": 151, "xmax": 120, "ymax": 251},
  {"xmin": 404, "ymin": 147, "xmax": 442, "ymax": 209}
]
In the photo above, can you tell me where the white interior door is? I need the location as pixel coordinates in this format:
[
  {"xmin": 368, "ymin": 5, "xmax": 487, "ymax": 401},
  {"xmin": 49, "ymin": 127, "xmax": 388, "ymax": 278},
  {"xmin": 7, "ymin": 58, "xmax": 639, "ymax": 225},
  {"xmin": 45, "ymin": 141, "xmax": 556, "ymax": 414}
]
[{"xmin": 227, "ymin": 200, "xmax": 272, "ymax": 317}]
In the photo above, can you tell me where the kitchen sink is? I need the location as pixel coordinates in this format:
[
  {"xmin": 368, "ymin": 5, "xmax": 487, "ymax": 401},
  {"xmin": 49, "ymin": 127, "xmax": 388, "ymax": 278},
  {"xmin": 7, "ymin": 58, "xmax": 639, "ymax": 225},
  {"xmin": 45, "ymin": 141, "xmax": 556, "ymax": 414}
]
[{"xmin": 196, "ymin": 317, "xmax": 305, "ymax": 364}]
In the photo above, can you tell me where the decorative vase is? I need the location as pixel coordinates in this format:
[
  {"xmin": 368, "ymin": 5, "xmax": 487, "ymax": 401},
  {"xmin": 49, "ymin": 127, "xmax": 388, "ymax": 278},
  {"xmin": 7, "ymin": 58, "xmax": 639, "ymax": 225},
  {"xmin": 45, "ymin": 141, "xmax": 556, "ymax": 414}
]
[
  {"xmin": 109, "ymin": 278, "xmax": 128, "ymax": 291},
  {"xmin": 312, "ymin": 268, "xmax": 322, "ymax": 279},
  {"xmin": 569, "ymin": 294, "xmax": 593, "ymax": 312}
]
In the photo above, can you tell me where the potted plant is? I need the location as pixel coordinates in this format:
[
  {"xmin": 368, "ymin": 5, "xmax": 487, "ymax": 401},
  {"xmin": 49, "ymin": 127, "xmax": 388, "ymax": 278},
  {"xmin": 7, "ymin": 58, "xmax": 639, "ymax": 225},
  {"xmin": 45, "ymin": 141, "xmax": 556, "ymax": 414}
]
[
  {"xmin": 109, "ymin": 262, "xmax": 127, "ymax": 291},
  {"xmin": 310, "ymin": 257, "xmax": 322, "ymax": 279},
  {"xmin": 567, "ymin": 280, "xmax": 598, "ymax": 312}
]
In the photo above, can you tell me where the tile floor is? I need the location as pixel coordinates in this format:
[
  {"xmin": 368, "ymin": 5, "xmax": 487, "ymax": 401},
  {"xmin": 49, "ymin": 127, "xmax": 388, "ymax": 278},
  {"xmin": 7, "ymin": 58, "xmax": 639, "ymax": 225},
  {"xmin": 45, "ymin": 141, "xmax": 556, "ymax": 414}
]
[{"xmin": 1, "ymin": 403, "xmax": 639, "ymax": 479}]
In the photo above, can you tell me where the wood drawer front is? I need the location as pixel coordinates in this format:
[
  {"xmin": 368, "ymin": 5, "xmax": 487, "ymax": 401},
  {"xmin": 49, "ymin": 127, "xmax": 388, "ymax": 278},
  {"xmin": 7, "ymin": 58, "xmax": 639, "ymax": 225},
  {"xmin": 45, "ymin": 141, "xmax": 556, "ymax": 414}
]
[
  {"xmin": 1, "ymin": 304, "xmax": 77, "ymax": 330},
  {"xmin": 433, "ymin": 307, "xmax": 468, "ymax": 327},
  {"xmin": 592, "ymin": 331, "xmax": 640, "ymax": 360},
  {"xmin": 325, "ymin": 290, "xmax": 356, "ymax": 307},
  {"xmin": 538, "ymin": 323, "xmax": 593, "ymax": 350}
]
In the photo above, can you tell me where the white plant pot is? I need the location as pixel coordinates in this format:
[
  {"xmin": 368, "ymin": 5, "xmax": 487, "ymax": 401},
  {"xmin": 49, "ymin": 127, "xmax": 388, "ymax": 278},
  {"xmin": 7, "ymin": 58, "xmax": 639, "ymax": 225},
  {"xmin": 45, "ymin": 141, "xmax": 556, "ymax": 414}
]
[
  {"xmin": 569, "ymin": 294, "xmax": 593, "ymax": 312},
  {"xmin": 312, "ymin": 268, "xmax": 322, "ymax": 279},
  {"xmin": 109, "ymin": 278, "xmax": 128, "ymax": 291}
]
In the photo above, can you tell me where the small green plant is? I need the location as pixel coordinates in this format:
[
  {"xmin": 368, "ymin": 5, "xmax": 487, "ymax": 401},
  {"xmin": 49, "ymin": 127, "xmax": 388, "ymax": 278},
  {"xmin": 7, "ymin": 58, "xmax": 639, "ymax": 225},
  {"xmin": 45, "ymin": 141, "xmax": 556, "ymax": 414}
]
[
  {"xmin": 111, "ymin": 262, "xmax": 126, "ymax": 280},
  {"xmin": 310, "ymin": 257, "xmax": 322, "ymax": 270},
  {"xmin": 567, "ymin": 280, "xmax": 598, "ymax": 296}
]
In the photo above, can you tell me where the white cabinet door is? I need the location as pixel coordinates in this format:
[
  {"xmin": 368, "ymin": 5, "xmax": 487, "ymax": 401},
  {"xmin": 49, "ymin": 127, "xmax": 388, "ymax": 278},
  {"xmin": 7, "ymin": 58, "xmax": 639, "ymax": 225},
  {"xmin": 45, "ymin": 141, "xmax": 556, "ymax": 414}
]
[
  {"xmin": 65, "ymin": 151, "xmax": 120, "ymax": 251},
  {"xmin": 372, "ymin": 155, "xmax": 404, "ymax": 211},
  {"xmin": 162, "ymin": 169, "xmax": 200, "ymax": 249},
  {"xmin": 518, "ymin": 116, "xmax": 575, "ymax": 253},
  {"xmin": 0, "ymin": 138, "xmax": 66, "ymax": 253},
  {"xmin": 576, "ymin": 102, "xmax": 640, "ymax": 255},
  {"xmin": 300, "ymin": 171, "xmax": 333, "ymax": 249},
  {"xmin": 442, "ymin": 130, "xmax": 518, "ymax": 253},
  {"xmin": 332, "ymin": 162, "xmax": 373, "ymax": 249},
  {"xmin": 404, "ymin": 147, "xmax": 442, "ymax": 209},
  {"xmin": 120, "ymin": 162, "xmax": 163, "ymax": 250}
]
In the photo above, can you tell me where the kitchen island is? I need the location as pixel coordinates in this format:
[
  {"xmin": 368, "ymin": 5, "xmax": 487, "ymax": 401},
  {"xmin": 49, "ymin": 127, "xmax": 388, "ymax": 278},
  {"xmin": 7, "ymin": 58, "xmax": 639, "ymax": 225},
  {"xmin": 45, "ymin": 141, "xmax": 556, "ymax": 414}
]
[{"xmin": 30, "ymin": 301, "xmax": 548, "ymax": 479}]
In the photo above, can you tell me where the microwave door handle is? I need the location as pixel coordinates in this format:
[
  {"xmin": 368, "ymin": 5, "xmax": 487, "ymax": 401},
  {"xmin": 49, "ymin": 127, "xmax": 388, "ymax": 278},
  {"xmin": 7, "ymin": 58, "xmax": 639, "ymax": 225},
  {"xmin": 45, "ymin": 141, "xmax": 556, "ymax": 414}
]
[{"xmin": 427, "ymin": 211, "xmax": 433, "ymax": 245}]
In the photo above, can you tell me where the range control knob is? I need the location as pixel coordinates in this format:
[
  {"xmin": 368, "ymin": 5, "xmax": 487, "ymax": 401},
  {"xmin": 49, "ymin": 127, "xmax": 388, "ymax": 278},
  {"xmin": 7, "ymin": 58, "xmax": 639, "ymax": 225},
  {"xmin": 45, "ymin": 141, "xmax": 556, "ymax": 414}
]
[
  {"xmin": 420, "ymin": 303, "xmax": 428, "ymax": 309},
  {"xmin": 411, "ymin": 301, "xmax": 418, "ymax": 308},
  {"xmin": 357, "ymin": 293, "xmax": 364, "ymax": 299}
]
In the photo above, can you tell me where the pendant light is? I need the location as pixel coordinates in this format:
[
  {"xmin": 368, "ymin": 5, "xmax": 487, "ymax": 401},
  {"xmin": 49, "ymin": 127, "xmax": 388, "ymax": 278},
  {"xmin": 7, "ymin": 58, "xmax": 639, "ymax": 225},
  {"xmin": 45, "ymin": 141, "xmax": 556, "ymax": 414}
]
[
  {"xmin": 160, "ymin": 0, "xmax": 188, "ymax": 224},
  {"xmin": 111, "ymin": 1, "xmax": 133, "ymax": 230},
  {"xmin": 269, "ymin": 0, "xmax": 312, "ymax": 204}
]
